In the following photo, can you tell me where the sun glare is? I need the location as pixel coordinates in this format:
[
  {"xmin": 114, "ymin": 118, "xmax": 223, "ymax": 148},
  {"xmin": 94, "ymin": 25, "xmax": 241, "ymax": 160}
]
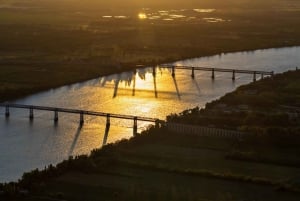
[{"xmin": 138, "ymin": 13, "xmax": 147, "ymax": 19}]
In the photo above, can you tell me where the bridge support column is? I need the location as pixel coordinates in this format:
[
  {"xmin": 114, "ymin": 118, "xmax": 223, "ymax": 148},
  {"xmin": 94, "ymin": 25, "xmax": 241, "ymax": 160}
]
[
  {"xmin": 211, "ymin": 68, "xmax": 215, "ymax": 79},
  {"xmin": 261, "ymin": 73, "xmax": 264, "ymax": 80},
  {"xmin": 253, "ymin": 71, "xmax": 256, "ymax": 82},
  {"xmin": 171, "ymin": 66, "xmax": 175, "ymax": 77},
  {"xmin": 54, "ymin": 110, "xmax": 58, "ymax": 122},
  {"xmin": 102, "ymin": 114, "xmax": 111, "ymax": 146},
  {"xmin": 191, "ymin": 67, "xmax": 195, "ymax": 79},
  {"xmin": 271, "ymin": 71, "xmax": 274, "ymax": 78},
  {"xmin": 29, "ymin": 108, "xmax": 34, "ymax": 120},
  {"xmin": 152, "ymin": 67, "xmax": 156, "ymax": 77},
  {"xmin": 80, "ymin": 112, "xmax": 84, "ymax": 126},
  {"xmin": 5, "ymin": 105, "xmax": 9, "ymax": 117},
  {"xmin": 232, "ymin": 70, "xmax": 236, "ymax": 81},
  {"xmin": 133, "ymin": 117, "xmax": 138, "ymax": 136},
  {"xmin": 106, "ymin": 114, "xmax": 110, "ymax": 128}
]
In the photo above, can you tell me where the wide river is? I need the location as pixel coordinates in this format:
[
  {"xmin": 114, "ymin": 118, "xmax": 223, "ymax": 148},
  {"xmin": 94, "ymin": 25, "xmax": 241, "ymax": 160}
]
[{"xmin": 0, "ymin": 47, "xmax": 300, "ymax": 182}]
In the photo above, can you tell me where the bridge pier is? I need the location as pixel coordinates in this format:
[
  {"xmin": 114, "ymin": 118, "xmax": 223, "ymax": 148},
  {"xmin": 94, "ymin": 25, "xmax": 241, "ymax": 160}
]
[
  {"xmin": 211, "ymin": 68, "xmax": 215, "ymax": 79},
  {"xmin": 80, "ymin": 112, "xmax": 84, "ymax": 126},
  {"xmin": 106, "ymin": 114, "xmax": 110, "ymax": 127},
  {"xmin": 261, "ymin": 73, "xmax": 264, "ymax": 80},
  {"xmin": 133, "ymin": 117, "xmax": 138, "ymax": 136},
  {"xmin": 54, "ymin": 110, "xmax": 58, "ymax": 122},
  {"xmin": 191, "ymin": 67, "xmax": 195, "ymax": 79},
  {"xmin": 29, "ymin": 108, "xmax": 34, "ymax": 120},
  {"xmin": 171, "ymin": 66, "xmax": 175, "ymax": 77},
  {"xmin": 152, "ymin": 67, "xmax": 156, "ymax": 77},
  {"xmin": 5, "ymin": 105, "xmax": 9, "ymax": 117},
  {"xmin": 232, "ymin": 70, "xmax": 236, "ymax": 81},
  {"xmin": 102, "ymin": 114, "xmax": 111, "ymax": 146},
  {"xmin": 253, "ymin": 71, "xmax": 257, "ymax": 82}
]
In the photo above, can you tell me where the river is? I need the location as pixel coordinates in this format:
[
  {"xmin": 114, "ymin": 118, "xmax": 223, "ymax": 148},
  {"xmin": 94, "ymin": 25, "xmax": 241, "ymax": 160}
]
[{"xmin": 0, "ymin": 46, "xmax": 299, "ymax": 182}]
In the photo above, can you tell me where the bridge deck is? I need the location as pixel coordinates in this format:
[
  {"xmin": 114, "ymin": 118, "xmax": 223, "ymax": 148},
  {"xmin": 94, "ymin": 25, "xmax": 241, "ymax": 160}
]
[
  {"xmin": 160, "ymin": 65, "xmax": 274, "ymax": 75},
  {"xmin": 0, "ymin": 103, "xmax": 160, "ymax": 123}
]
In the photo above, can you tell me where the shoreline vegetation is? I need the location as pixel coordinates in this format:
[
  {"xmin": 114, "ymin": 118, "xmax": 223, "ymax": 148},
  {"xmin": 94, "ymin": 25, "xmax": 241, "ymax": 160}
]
[
  {"xmin": 1, "ymin": 69, "xmax": 300, "ymax": 201},
  {"xmin": 1, "ymin": 0, "xmax": 300, "ymax": 102}
]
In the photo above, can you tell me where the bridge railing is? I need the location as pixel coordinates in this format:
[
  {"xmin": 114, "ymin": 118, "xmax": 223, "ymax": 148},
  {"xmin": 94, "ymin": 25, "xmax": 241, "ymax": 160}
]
[
  {"xmin": 159, "ymin": 64, "xmax": 274, "ymax": 81},
  {"xmin": 167, "ymin": 122, "xmax": 247, "ymax": 139},
  {"xmin": 0, "ymin": 103, "xmax": 159, "ymax": 122},
  {"xmin": 0, "ymin": 103, "xmax": 164, "ymax": 140}
]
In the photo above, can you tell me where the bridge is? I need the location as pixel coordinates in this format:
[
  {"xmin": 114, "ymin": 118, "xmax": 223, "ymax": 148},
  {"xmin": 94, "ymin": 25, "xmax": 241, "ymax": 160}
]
[
  {"xmin": 158, "ymin": 65, "xmax": 274, "ymax": 81},
  {"xmin": 0, "ymin": 103, "xmax": 164, "ymax": 145}
]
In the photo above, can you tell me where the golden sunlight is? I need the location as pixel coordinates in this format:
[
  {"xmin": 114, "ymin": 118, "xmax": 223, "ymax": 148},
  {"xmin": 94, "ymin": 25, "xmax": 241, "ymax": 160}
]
[{"xmin": 138, "ymin": 13, "xmax": 147, "ymax": 19}]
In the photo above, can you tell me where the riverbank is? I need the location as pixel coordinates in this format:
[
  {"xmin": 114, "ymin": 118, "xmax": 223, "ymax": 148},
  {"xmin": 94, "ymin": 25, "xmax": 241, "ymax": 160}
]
[
  {"xmin": 1, "ymin": 69, "xmax": 300, "ymax": 201},
  {"xmin": 1, "ymin": 0, "xmax": 300, "ymax": 102}
]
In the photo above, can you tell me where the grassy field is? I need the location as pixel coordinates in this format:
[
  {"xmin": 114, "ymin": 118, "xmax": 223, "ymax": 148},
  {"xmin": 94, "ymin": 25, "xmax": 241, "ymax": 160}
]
[{"xmin": 1, "ymin": 0, "xmax": 300, "ymax": 102}]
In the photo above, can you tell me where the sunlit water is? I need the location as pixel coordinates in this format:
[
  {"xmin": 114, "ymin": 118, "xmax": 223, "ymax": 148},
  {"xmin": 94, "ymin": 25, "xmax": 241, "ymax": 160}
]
[
  {"xmin": 102, "ymin": 8, "xmax": 227, "ymax": 23},
  {"xmin": 0, "ymin": 47, "xmax": 300, "ymax": 182}
]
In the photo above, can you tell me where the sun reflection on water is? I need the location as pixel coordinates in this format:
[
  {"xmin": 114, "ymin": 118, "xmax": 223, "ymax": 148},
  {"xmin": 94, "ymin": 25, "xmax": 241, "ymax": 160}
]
[{"xmin": 138, "ymin": 13, "xmax": 147, "ymax": 19}]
